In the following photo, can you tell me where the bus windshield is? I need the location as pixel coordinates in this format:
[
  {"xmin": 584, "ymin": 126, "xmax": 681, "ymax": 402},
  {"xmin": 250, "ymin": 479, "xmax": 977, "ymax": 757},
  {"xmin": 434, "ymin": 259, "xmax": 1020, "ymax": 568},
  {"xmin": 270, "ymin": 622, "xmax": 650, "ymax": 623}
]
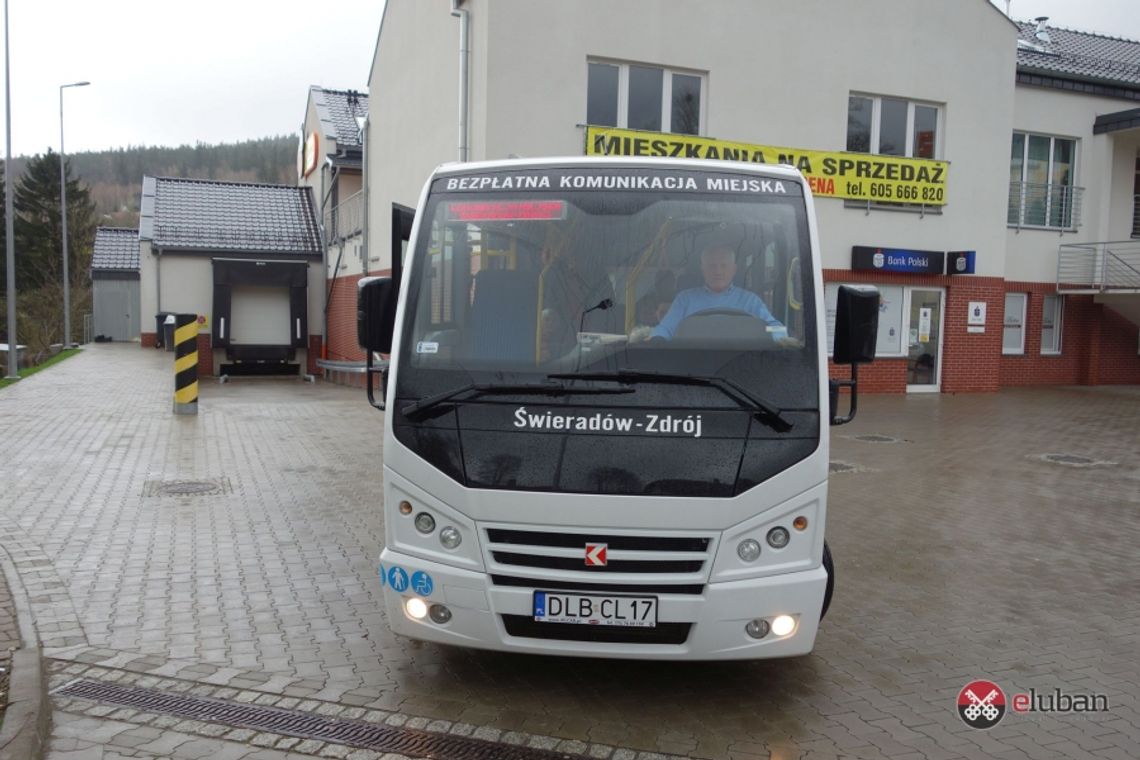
[{"xmin": 397, "ymin": 166, "xmax": 819, "ymax": 411}]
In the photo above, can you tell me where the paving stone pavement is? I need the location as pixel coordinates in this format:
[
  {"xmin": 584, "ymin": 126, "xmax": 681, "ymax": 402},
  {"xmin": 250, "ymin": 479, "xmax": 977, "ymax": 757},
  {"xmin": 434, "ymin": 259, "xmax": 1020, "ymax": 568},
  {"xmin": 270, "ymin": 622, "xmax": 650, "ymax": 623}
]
[
  {"xmin": 0, "ymin": 344, "xmax": 1138, "ymax": 759},
  {"xmin": 0, "ymin": 563, "xmax": 16, "ymax": 726}
]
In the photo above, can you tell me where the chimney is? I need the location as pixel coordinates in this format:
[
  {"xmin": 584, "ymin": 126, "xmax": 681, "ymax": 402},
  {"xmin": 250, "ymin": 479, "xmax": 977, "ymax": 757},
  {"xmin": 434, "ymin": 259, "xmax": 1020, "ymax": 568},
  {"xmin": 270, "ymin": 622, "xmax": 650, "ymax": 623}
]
[{"xmin": 1035, "ymin": 16, "xmax": 1051, "ymax": 44}]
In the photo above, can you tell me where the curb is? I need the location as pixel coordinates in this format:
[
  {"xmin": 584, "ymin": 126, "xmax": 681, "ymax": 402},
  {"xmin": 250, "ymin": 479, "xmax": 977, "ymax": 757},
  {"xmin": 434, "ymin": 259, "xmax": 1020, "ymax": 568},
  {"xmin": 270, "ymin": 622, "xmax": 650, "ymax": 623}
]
[{"xmin": 0, "ymin": 549, "xmax": 49, "ymax": 760}]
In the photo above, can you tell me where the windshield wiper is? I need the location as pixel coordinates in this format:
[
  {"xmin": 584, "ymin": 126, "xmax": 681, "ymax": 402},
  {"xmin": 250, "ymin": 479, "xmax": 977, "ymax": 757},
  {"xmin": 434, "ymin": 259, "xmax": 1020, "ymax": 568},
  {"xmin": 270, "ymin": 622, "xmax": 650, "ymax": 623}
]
[
  {"xmin": 549, "ymin": 370, "xmax": 794, "ymax": 433},
  {"xmin": 402, "ymin": 381, "xmax": 634, "ymax": 420}
]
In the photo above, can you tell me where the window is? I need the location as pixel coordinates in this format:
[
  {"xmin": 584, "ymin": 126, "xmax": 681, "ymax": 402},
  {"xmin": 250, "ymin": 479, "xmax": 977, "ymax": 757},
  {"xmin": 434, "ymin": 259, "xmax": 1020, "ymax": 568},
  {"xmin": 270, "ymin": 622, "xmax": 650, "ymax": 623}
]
[
  {"xmin": 825, "ymin": 283, "xmax": 905, "ymax": 357},
  {"xmin": 1003, "ymin": 293, "xmax": 1027, "ymax": 355},
  {"xmin": 1041, "ymin": 294, "xmax": 1063, "ymax": 354},
  {"xmin": 1008, "ymin": 133, "xmax": 1078, "ymax": 229},
  {"xmin": 846, "ymin": 95, "xmax": 940, "ymax": 158},
  {"xmin": 587, "ymin": 61, "xmax": 704, "ymax": 135}
]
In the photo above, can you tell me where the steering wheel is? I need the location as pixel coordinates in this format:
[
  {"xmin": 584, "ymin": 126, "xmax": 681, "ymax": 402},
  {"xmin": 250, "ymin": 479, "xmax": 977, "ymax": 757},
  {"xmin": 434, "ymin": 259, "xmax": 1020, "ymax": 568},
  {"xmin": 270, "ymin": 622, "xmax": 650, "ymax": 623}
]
[{"xmin": 673, "ymin": 308, "xmax": 775, "ymax": 346}]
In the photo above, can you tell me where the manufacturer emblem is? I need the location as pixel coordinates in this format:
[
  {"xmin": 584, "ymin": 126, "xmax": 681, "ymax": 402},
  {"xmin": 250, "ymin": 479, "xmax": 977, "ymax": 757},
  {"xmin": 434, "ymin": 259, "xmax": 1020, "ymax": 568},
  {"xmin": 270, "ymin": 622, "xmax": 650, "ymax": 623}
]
[{"xmin": 585, "ymin": 543, "xmax": 608, "ymax": 566}]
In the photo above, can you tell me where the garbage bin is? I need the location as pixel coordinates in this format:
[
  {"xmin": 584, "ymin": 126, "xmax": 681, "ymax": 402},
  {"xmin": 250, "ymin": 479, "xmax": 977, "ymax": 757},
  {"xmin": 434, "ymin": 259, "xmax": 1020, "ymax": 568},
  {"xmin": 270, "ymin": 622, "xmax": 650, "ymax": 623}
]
[
  {"xmin": 163, "ymin": 314, "xmax": 177, "ymax": 352},
  {"xmin": 155, "ymin": 312, "xmax": 177, "ymax": 351}
]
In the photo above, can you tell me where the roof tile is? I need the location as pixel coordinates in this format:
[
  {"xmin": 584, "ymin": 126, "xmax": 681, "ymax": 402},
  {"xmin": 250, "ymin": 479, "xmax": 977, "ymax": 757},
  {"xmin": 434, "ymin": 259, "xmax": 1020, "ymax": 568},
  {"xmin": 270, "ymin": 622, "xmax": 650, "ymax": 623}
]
[
  {"xmin": 91, "ymin": 227, "xmax": 140, "ymax": 271},
  {"xmin": 143, "ymin": 177, "xmax": 321, "ymax": 255},
  {"xmin": 1016, "ymin": 21, "xmax": 1140, "ymax": 88}
]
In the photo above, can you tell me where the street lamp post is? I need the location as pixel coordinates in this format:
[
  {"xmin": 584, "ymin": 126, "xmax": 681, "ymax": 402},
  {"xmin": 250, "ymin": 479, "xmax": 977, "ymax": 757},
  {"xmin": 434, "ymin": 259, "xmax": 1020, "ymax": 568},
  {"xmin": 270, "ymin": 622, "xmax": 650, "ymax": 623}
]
[
  {"xmin": 4, "ymin": 0, "xmax": 17, "ymax": 379},
  {"xmin": 59, "ymin": 80, "xmax": 89, "ymax": 348}
]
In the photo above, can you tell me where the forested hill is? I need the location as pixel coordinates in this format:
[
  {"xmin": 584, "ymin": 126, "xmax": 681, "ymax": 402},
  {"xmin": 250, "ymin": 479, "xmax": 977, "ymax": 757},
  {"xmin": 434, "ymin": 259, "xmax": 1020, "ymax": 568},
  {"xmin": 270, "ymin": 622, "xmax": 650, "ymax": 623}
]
[{"xmin": 7, "ymin": 135, "xmax": 297, "ymax": 228}]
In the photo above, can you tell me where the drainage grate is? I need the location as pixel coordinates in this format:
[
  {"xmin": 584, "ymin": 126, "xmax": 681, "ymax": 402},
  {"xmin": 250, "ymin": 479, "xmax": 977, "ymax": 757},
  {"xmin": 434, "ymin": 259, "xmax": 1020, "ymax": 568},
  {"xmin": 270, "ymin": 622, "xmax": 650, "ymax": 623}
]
[
  {"xmin": 54, "ymin": 679, "xmax": 585, "ymax": 759},
  {"xmin": 853, "ymin": 434, "xmax": 899, "ymax": 443},
  {"xmin": 143, "ymin": 478, "xmax": 232, "ymax": 497},
  {"xmin": 1032, "ymin": 453, "xmax": 1115, "ymax": 468}
]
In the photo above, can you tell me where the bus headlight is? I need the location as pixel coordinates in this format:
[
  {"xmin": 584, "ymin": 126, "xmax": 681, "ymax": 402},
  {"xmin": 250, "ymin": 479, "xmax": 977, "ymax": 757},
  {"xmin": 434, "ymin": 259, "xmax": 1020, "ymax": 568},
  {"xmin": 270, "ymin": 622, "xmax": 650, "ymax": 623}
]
[
  {"xmin": 771, "ymin": 614, "xmax": 796, "ymax": 637},
  {"xmin": 414, "ymin": 512, "xmax": 436, "ymax": 534},
  {"xmin": 737, "ymin": 539, "xmax": 762, "ymax": 562},
  {"xmin": 405, "ymin": 598, "xmax": 428, "ymax": 619},
  {"xmin": 766, "ymin": 527, "xmax": 790, "ymax": 549},
  {"xmin": 439, "ymin": 526, "xmax": 462, "ymax": 549}
]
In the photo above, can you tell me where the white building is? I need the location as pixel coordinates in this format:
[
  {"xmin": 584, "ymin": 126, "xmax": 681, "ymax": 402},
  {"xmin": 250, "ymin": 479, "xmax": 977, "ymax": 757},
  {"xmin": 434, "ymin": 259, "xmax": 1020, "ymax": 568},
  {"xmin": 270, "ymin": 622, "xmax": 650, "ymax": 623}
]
[{"xmin": 359, "ymin": 0, "xmax": 1139, "ymax": 391}]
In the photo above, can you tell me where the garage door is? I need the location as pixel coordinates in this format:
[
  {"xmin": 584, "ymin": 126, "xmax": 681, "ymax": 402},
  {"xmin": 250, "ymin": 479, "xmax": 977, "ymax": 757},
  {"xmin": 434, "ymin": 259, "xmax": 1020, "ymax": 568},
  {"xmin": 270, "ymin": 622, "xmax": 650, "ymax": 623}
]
[{"xmin": 230, "ymin": 286, "xmax": 291, "ymax": 345}]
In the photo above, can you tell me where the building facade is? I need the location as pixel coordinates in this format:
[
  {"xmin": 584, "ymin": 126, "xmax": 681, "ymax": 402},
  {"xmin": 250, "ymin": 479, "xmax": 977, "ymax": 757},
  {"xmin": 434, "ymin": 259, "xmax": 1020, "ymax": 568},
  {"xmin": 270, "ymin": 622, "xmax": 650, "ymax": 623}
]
[
  {"xmin": 138, "ymin": 176, "xmax": 324, "ymax": 377},
  {"xmin": 297, "ymin": 86, "xmax": 370, "ymax": 367},
  {"xmin": 91, "ymin": 227, "xmax": 141, "ymax": 342},
  {"xmin": 362, "ymin": 0, "xmax": 1140, "ymax": 392}
]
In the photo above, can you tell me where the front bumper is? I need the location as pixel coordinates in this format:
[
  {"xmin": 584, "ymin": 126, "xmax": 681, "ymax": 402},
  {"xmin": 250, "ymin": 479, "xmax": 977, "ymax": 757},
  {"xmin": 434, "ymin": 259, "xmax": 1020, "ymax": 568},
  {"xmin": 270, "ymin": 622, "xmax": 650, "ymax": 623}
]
[{"xmin": 379, "ymin": 547, "xmax": 826, "ymax": 660}]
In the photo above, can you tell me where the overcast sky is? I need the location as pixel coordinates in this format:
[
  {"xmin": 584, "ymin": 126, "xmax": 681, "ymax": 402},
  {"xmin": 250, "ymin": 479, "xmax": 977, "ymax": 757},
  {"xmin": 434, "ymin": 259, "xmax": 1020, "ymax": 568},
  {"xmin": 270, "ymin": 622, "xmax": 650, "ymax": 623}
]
[
  {"xmin": 1, "ymin": 0, "xmax": 382, "ymax": 157},
  {"xmin": 0, "ymin": 1, "xmax": 1137, "ymax": 158}
]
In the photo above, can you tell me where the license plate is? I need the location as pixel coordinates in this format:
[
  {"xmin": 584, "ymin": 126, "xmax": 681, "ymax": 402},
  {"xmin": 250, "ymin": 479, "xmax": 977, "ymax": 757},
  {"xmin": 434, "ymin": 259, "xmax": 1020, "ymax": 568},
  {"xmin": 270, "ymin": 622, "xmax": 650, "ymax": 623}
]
[{"xmin": 533, "ymin": 591, "xmax": 657, "ymax": 628}]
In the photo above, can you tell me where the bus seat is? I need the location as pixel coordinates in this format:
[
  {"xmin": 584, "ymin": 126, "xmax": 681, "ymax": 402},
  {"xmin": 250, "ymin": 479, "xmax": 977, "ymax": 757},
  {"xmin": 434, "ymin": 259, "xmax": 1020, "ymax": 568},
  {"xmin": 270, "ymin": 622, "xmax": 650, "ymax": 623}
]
[{"xmin": 470, "ymin": 269, "xmax": 539, "ymax": 362}]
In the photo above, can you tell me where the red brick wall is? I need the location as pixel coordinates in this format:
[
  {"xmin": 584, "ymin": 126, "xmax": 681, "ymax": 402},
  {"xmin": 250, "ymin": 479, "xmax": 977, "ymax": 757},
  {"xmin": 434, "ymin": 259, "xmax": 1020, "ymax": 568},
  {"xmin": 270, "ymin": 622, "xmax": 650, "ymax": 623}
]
[
  {"xmin": 998, "ymin": 284, "xmax": 1140, "ymax": 387},
  {"xmin": 197, "ymin": 334, "xmax": 212, "ymax": 377},
  {"xmin": 822, "ymin": 269, "xmax": 1005, "ymax": 394},
  {"xmin": 307, "ymin": 335, "xmax": 321, "ymax": 376},
  {"xmin": 1096, "ymin": 304, "xmax": 1140, "ymax": 385},
  {"xmin": 326, "ymin": 272, "xmax": 367, "ymax": 362},
  {"xmin": 324, "ymin": 269, "xmax": 395, "ymax": 387}
]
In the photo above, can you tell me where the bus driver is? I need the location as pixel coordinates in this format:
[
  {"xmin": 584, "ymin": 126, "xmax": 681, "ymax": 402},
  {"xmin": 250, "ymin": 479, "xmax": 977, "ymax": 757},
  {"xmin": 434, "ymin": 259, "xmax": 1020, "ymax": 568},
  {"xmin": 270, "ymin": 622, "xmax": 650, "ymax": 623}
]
[{"xmin": 650, "ymin": 244, "xmax": 788, "ymax": 341}]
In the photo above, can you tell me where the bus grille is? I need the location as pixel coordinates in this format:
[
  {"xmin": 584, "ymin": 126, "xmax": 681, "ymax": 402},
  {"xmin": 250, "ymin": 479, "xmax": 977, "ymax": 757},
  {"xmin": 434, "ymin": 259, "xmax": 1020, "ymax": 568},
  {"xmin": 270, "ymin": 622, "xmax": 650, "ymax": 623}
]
[
  {"xmin": 501, "ymin": 615, "xmax": 692, "ymax": 645},
  {"xmin": 483, "ymin": 527, "xmax": 714, "ymax": 583}
]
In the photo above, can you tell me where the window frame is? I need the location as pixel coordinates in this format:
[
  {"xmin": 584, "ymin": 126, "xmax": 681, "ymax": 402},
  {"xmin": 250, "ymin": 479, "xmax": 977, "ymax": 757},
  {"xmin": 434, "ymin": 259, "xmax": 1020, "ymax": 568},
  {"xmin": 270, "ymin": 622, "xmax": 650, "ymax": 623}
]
[
  {"xmin": 1041, "ymin": 294, "xmax": 1063, "ymax": 355},
  {"xmin": 1002, "ymin": 293, "xmax": 1028, "ymax": 355},
  {"xmin": 847, "ymin": 93, "xmax": 943, "ymax": 160},
  {"xmin": 1008, "ymin": 131, "xmax": 1078, "ymax": 231},
  {"xmin": 587, "ymin": 59, "xmax": 707, "ymax": 136}
]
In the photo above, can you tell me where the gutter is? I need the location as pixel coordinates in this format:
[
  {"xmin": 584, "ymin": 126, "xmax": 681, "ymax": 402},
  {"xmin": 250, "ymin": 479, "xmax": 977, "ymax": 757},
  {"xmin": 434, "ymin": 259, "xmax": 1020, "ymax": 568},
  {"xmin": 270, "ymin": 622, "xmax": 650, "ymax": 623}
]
[{"xmin": 451, "ymin": 0, "xmax": 470, "ymax": 162}]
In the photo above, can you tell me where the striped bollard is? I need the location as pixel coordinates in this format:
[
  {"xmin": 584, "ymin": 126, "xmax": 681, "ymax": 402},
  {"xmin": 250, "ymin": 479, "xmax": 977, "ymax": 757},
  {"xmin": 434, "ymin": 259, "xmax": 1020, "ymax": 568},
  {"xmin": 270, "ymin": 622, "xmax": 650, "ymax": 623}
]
[{"xmin": 173, "ymin": 314, "xmax": 199, "ymax": 415}]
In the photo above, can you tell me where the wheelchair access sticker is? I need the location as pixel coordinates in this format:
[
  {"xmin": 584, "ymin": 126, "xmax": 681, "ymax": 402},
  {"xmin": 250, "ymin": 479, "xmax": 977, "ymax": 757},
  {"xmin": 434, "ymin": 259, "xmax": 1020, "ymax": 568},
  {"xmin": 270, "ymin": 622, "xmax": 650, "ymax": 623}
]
[{"xmin": 379, "ymin": 564, "xmax": 433, "ymax": 597}]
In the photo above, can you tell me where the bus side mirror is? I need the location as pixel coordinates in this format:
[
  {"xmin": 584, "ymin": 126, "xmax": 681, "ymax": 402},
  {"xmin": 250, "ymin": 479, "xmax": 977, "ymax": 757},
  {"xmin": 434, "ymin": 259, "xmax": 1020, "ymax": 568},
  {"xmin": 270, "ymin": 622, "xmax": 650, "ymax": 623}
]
[
  {"xmin": 357, "ymin": 276, "xmax": 396, "ymax": 353},
  {"xmin": 831, "ymin": 285, "xmax": 879, "ymax": 426},
  {"xmin": 833, "ymin": 285, "xmax": 879, "ymax": 364}
]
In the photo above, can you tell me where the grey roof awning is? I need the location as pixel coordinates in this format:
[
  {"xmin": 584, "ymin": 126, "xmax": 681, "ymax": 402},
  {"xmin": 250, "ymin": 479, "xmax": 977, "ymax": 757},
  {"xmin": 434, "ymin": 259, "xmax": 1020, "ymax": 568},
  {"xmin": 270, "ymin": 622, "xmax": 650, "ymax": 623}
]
[
  {"xmin": 1093, "ymin": 107, "xmax": 1140, "ymax": 134},
  {"xmin": 91, "ymin": 227, "xmax": 140, "ymax": 271}
]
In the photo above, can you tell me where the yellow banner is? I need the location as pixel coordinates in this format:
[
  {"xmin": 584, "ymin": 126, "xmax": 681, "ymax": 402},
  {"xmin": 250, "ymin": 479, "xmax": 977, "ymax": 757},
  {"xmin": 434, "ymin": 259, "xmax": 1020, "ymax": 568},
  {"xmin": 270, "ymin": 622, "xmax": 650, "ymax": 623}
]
[{"xmin": 584, "ymin": 127, "xmax": 949, "ymax": 206}]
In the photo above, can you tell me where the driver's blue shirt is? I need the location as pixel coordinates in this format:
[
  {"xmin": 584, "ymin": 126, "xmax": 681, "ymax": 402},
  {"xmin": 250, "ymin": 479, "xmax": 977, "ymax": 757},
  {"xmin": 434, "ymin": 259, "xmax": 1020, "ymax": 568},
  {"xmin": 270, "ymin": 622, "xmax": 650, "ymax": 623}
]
[{"xmin": 651, "ymin": 285, "xmax": 785, "ymax": 340}]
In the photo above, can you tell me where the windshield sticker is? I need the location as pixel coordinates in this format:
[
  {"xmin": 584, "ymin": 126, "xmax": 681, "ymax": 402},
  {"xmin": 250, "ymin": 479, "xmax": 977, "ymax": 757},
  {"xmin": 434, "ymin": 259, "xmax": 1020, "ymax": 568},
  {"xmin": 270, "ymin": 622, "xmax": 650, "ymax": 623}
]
[
  {"xmin": 415, "ymin": 341, "xmax": 439, "ymax": 354},
  {"xmin": 513, "ymin": 406, "xmax": 703, "ymax": 438},
  {"xmin": 438, "ymin": 170, "xmax": 798, "ymax": 196}
]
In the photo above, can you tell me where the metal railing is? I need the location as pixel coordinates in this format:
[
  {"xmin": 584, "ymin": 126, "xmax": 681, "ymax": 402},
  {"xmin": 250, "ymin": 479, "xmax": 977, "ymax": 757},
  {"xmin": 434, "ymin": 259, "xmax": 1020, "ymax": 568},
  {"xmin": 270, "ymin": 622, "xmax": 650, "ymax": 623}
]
[
  {"xmin": 1008, "ymin": 182, "xmax": 1084, "ymax": 230},
  {"xmin": 1133, "ymin": 195, "xmax": 1140, "ymax": 239},
  {"xmin": 323, "ymin": 190, "xmax": 365, "ymax": 245},
  {"xmin": 1057, "ymin": 240, "xmax": 1140, "ymax": 293}
]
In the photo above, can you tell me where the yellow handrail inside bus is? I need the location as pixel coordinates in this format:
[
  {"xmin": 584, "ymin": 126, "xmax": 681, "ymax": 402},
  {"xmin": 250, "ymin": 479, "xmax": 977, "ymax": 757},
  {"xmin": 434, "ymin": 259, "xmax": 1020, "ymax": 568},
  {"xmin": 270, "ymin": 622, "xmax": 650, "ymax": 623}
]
[{"xmin": 624, "ymin": 221, "xmax": 672, "ymax": 333}]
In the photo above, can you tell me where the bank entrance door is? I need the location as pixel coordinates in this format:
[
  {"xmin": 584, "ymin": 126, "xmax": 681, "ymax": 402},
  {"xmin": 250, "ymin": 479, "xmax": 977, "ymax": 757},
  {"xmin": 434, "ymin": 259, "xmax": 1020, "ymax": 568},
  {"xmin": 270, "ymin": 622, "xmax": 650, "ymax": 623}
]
[{"xmin": 906, "ymin": 289, "xmax": 944, "ymax": 392}]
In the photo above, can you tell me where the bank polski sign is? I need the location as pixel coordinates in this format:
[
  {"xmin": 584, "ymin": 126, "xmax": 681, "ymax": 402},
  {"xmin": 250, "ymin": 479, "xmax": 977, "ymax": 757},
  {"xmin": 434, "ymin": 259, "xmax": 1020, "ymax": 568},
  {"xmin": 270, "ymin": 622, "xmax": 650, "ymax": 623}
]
[
  {"xmin": 585, "ymin": 126, "xmax": 949, "ymax": 205},
  {"xmin": 852, "ymin": 246, "xmax": 944, "ymax": 275}
]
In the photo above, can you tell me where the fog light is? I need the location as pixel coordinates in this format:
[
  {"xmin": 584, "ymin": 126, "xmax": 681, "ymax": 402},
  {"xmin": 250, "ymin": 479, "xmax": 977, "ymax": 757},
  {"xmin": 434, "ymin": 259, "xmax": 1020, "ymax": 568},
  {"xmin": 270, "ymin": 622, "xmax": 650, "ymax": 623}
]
[
  {"xmin": 771, "ymin": 614, "xmax": 796, "ymax": 637},
  {"xmin": 766, "ymin": 526, "xmax": 790, "ymax": 549},
  {"xmin": 405, "ymin": 598, "xmax": 428, "ymax": 619},
  {"xmin": 745, "ymin": 619, "xmax": 769, "ymax": 639},
  {"xmin": 737, "ymin": 539, "xmax": 762, "ymax": 562},
  {"xmin": 429, "ymin": 604, "xmax": 452, "ymax": 624},
  {"xmin": 398, "ymin": 500, "xmax": 413, "ymax": 515},
  {"xmin": 793, "ymin": 516, "xmax": 808, "ymax": 531},
  {"xmin": 414, "ymin": 512, "xmax": 436, "ymax": 534},
  {"xmin": 439, "ymin": 526, "xmax": 462, "ymax": 549}
]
